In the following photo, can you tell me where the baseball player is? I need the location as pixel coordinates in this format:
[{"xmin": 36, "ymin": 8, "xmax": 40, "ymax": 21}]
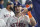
[
  {"xmin": 6, "ymin": 5, "xmax": 36, "ymax": 27},
  {"xmin": 0, "ymin": 0, "xmax": 4, "ymax": 9},
  {"xmin": 0, "ymin": 2, "xmax": 15, "ymax": 27}
]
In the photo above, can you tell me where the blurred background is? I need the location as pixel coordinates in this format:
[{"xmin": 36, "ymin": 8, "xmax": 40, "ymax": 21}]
[{"xmin": 3, "ymin": 0, "xmax": 32, "ymax": 7}]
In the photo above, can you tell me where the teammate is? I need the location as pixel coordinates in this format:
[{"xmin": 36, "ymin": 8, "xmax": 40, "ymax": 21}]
[
  {"xmin": 0, "ymin": 0, "xmax": 4, "ymax": 9},
  {"xmin": 25, "ymin": 1, "xmax": 33, "ymax": 27},
  {"xmin": 6, "ymin": 4, "xmax": 36, "ymax": 27},
  {"xmin": 0, "ymin": 2, "xmax": 15, "ymax": 25}
]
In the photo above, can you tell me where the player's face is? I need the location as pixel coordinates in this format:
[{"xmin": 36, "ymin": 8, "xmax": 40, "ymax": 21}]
[
  {"xmin": 7, "ymin": 5, "xmax": 13, "ymax": 11},
  {"xmin": 7, "ymin": 5, "xmax": 11, "ymax": 8},
  {"xmin": 1, "ymin": 1, "xmax": 4, "ymax": 4},
  {"xmin": 15, "ymin": 6, "xmax": 22, "ymax": 13}
]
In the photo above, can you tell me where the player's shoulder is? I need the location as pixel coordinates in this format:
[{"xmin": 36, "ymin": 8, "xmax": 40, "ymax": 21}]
[
  {"xmin": 2, "ymin": 8, "xmax": 6, "ymax": 10},
  {"xmin": 0, "ymin": 8, "xmax": 6, "ymax": 13},
  {"xmin": 1, "ymin": 8, "xmax": 6, "ymax": 12},
  {"xmin": 11, "ymin": 11, "xmax": 15, "ymax": 16}
]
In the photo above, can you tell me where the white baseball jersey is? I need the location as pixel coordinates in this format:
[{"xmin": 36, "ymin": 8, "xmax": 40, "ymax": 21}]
[
  {"xmin": 0, "ymin": 8, "xmax": 2, "ymax": 12},
  {"xmin": 0, "ymin": 8, "xmax": 15, "ymax": 24},
  {"xmin": 0, "ymin": 19, "xmax": 6, "ymax": 27},
  {"xmin": 6, "ymin": 15, "xmax": 30, "ymax": 27}
]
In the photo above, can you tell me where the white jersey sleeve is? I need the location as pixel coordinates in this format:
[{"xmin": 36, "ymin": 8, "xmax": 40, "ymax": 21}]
[{"xmin": 24, "ymin": 15, "xmax": 30, "ymax": 24}]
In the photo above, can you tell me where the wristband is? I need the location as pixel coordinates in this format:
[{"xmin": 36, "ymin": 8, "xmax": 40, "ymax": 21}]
[
  {"xmin": 26, "ymin": 4, "xmax": 29, "ymax": 8},
  {"xmin": 27, "ymin": 11, "xmax": 32, "ymax": 18},
  {"xmin": 28, "ymin": 7, "xmax": 32, "ymax": 11},
  {"xmin": 26, "ymin": 4, "xmax": 32, "ymax": 11}
]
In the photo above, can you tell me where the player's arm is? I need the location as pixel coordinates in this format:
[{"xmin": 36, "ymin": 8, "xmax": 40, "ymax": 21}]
[
  {"xmin": 25, "ymin": 15, "xmax": 36, "ymax": 26},
  {"xmin": 21, "ymin": 4, "xmax": 33, "ymax": 14},
  {"xmin": 27, "ymin": 11, "xmax": 36, "ymax": 26},
  {"xmin": 29, "ymin": 16, "xmax": 36, "ymax": 26}
]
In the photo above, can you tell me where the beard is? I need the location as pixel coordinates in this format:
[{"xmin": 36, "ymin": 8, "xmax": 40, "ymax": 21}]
[{"xmin": 9, "ymin": 7, "xmax": 13, "ymax": 11}]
